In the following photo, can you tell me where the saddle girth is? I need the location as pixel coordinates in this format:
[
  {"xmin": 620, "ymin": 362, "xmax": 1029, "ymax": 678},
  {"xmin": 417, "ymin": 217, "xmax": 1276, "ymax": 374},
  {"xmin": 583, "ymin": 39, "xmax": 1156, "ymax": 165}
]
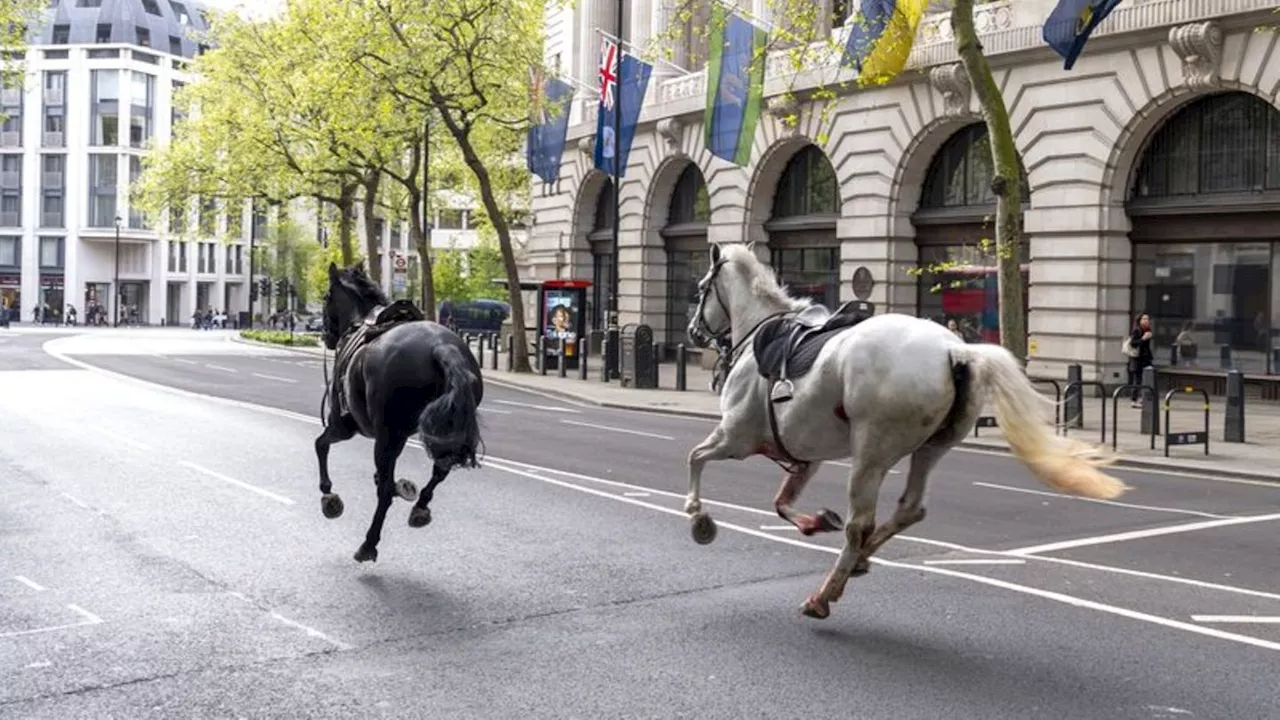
[{"xmin": 328, "ymin": 300, "xmax": 427, "ymax": 419}]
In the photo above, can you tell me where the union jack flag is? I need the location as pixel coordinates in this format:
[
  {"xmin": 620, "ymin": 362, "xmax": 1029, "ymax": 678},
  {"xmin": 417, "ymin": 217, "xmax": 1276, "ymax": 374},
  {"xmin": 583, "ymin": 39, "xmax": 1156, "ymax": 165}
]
[{"xmin": 598, "ymin": 37, "xmax": 619, "ymax": 111}]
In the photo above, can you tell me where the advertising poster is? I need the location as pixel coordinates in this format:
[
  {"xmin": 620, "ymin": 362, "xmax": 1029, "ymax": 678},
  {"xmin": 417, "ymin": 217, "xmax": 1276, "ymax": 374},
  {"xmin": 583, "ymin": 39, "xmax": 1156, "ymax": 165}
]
[{"xmin": 544, "ymin": 288, "xmax": 580, "ymax": 358}]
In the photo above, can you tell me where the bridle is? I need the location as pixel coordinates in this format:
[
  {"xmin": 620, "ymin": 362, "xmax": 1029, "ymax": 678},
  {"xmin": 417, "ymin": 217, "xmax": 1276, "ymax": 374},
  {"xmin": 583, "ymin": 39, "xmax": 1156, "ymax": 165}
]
[{"xmin": 690, "ymin": 257, "xmax": 785, "ymax": 393}]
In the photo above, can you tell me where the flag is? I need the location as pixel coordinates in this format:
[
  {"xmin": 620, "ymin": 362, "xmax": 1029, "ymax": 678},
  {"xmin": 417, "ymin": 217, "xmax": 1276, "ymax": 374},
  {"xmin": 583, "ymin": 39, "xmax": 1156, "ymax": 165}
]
[
  {"xmin": 704, "ymin": 4, "xmax": 767, "ymax": 166},
  {"xmin": 1043, "ymin": 0, "xmax": 1124, "ymax": 70},
  {"xmin": 526, "ymin": 70, "xmax": 575, "ymax": 185},
  {"xmin": 593, "ymin": 42, "xmax": 652, "ymax": 177},
  {"xmin": 840, "ymin": 0, "xmax": 927, "ymax": 84}
]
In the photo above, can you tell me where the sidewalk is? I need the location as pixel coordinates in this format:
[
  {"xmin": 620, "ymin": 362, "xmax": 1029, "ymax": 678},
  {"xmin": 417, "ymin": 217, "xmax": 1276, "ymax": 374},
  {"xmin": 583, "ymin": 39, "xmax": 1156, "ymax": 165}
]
[{"xmin": 238, "ymin": 335, "xmax": 1279, "ymax": 483}]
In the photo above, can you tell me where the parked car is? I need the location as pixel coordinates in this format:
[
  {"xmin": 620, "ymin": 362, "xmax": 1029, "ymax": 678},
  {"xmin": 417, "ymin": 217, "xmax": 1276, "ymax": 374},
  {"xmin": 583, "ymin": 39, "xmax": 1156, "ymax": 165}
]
[{"xmin": 438, "ymin": 299, "xmax": 508, "ymax": 334}]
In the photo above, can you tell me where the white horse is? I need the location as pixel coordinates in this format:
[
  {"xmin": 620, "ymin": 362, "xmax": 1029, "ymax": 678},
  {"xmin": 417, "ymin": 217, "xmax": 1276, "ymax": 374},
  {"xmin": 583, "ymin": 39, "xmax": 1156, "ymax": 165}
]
[{"xmin": 683, "ymin": 242, "xmax": 1128, "ymax": 620}]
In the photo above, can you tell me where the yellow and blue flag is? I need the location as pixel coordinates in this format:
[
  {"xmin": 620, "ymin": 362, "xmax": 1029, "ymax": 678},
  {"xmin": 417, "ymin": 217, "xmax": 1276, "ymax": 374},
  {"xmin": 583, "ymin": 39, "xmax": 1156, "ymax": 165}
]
[
  {"xmin": 704, "ymin": 4, "xmax": 768, "ymax": 166},
  {"xmin": 1043, "ymin": 0, "xmax": 1124, "ymax": 70},
  {"xmin": 841, "ymin": 0, "xmax": 927, "ymax": 84}
]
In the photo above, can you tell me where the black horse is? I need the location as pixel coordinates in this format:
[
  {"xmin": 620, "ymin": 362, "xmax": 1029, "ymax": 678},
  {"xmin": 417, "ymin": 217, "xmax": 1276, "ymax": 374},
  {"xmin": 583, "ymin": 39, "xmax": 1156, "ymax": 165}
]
[{"xmin": 317, "ymin": 262, "xmax": 484, "ymax": 563}]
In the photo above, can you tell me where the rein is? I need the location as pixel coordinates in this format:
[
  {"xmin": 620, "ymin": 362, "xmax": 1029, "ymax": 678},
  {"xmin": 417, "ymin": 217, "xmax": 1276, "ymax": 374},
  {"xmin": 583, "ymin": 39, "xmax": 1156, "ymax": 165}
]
[{"xmin": 319, "ymin": 304, "xmax": 384, "ymax": 426}]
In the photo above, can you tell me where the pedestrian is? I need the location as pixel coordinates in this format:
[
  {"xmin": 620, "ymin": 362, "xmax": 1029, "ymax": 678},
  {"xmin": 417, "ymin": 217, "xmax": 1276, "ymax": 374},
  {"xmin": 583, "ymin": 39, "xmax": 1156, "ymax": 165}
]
[{"xmin": 1124, "ymin": 312, "xmax": 1154, "ymax": 407}]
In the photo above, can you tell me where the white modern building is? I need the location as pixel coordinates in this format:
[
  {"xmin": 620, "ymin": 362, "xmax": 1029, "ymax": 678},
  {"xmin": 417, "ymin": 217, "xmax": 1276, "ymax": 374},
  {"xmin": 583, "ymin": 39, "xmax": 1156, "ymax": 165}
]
[{"xmin": 526, "ymin": 0, "xmax": 1280, "ymax": 395}]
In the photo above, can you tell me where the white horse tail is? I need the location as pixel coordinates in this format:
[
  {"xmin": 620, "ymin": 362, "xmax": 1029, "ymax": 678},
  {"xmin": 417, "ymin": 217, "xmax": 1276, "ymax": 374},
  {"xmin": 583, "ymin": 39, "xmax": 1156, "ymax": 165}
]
[{"xmin": 950, "ymin": 343, "xmax": 1129, "ymax": 500}]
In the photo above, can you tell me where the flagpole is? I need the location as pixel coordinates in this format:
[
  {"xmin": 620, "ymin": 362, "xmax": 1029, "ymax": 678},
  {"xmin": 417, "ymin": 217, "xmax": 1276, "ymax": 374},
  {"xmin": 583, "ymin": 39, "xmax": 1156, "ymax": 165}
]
[
  {"xmin": 596, "ymin": 28, "xmax": 692, "ymax": 76},
  {"xmin": 606, "ymin": 0, "xmax": 623, "ymax": 381}
]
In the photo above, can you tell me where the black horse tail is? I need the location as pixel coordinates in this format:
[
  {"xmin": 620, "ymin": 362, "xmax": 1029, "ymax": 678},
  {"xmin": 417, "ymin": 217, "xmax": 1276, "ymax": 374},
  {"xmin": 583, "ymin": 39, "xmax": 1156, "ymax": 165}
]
[{"xmin": 418, "ymin": 343, "xmax": 483, "ymax": 470}]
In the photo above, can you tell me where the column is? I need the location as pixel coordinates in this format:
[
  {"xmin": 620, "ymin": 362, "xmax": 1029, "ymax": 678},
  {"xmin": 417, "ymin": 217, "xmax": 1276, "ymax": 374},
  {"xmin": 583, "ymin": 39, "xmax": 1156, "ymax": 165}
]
[{"xmin": 1024, "ymin": 205, "xmax": 1131, "ymax": 385}]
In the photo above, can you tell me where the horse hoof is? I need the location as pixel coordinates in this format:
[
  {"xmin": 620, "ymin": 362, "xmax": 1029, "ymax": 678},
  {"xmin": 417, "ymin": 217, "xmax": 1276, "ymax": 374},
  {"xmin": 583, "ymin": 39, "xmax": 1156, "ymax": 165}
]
[
  {"xmin": 800, "ymin": 595, "xmax": 830, "ymax": 620},
  {"xmin": 851, "ymin": 559, "xmax": 871, "ymax": 577},
  {"xmin": 395, "ymin": 479, "xmax": 418, "ymax": 501},
  {"xmin": 408, "ymin": 506, "xmax": 432, "ymax": 528},
  {"xmin": 353, "ymin": 544, "xmax": 378, "ymax": 563},
  {"xmin": 320, "ymin": 493, "xmax": 344, "ymax": 519},
  {"xmin": 690, "ymin": 512, "xmax": 717, "ymax": 545},
  {"xmin": 817, "ymin": 509, "xmax": 844, "ymax": 532}
]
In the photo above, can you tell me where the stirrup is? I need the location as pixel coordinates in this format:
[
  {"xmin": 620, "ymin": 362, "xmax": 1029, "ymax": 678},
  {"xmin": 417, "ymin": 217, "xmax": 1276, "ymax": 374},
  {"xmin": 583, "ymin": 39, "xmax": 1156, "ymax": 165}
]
[{"xmin": 770, "ymin": 378, "xmax": 795, "ymax": 403}]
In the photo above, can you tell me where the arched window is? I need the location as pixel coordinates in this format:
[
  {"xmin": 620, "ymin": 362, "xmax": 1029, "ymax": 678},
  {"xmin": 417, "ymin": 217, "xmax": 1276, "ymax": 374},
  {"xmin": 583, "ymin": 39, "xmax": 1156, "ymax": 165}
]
[
  {"xmin": 1127, "ymin": 93, "xmax": 1280, "ymax": 376},
  {"xmin": 588, "ymin": 179, "xmax": 614, "ymax": 331},
  {"xmin": 765, "ymin": 145, "xmax": 839, "ymax": 307},
  {"xmin": 663, "ymin": 164, "xmax": 710, "ymax": 346},
  {"xmin": 912, "ymin": 123, "xmax": 1028, "ymax": 344}
]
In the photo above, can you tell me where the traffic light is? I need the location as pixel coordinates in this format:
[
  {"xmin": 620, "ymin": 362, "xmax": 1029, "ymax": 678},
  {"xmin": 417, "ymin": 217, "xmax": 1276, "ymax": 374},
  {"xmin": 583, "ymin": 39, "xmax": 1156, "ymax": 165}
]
[
  {"xmin": 276, "ymin": 278, "xmax": 288, "ymax": 296},
  {"xmin": 258, "ymin": 277, "xmax": 270, "ymax": 296},
  {"xmin": 249, "ymin": 285, "xmax": 258, "ymax": 302}
]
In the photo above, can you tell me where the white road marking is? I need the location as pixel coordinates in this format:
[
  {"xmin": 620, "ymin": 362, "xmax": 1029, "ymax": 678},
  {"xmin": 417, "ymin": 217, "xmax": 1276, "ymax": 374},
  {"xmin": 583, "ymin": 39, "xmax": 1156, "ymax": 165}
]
[
  {"xmin": 623, "ymin": 492, "xmax": 651, "ymax": 497},
  {"xmin": 177, "ymin": 460, "xmax": 296, "ymax": 506},
  {"xmin": 204, "ymin": 364, "xmax": 237, "ymax": 373},
  {"xmin": 560, "ymin": 419, "xmax": 674, "ymax": 440},
  {"xmin": 760, "ymin": 525, "xmax": 794, "ymax": 531},
  {"xmin": 973, "ymin": 481, "xmax": 1231, "ymax": 519},
  {"xmin": 97, "ymin": 427, "xmax": 153, "ymax": 452},
  {"xmin": 484, "ymin": 460, "xmax": 1280, "ymax": 654},
  {"xmin": 46, "ymin": 348, "xmax": 1280, "ymax": 617},
  {"xmin": 494, "ymin": 399, "xmax": 580, "ymax": 414},
  {"xmin": 1006, "ymin": 513, "xmax": 1280, "ymax": 556},
  {"xmin": 482, "ymin": 408, "xmax": 513, "ymax": 415},
  {"xmin": 168, "ymin": 357, "xmax": 198, "ymax": 365},
  {"xmin": 922, "ymin": 559, "xmax": 1027, "ymax": 566},
  {"xmin": 252, "ymin": 373, "xmax": 298, "ymax": 383},
  {"xmin": 269, "ymin": 612, "xmax": 354, "ymax": 651},
  {"xmin": 0, "ymin": 605, "xmax": 104, "ymax": 639},
  {"xmin": 829, "ymin": 460, "xmax": 901, "ymax": 474},
  {"xmin": 1191, "ymin": 615, "xmax": 1280, "ymax": 624},
  {"xmin": 12, "ymin": 576, "xmax": 46, "ymax": 592},
  {"xmin": 59, "ymin": 492, "xmax": 90, "ymax": 510}
]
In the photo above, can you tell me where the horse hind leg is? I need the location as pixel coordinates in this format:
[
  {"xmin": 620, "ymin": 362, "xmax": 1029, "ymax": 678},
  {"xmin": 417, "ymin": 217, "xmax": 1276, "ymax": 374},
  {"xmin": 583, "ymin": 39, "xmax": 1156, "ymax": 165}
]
[
  {"xmin": 849, "ymin": 443, "xmax": 946, "ymax": 577},
  {"xmin": 354, "ymin": 431, "xmax": 409, "ymax": 563},
  {"xmin": 802, "ymin": 460, "xmax": 889, "ymax": 620},
  {"xmin": 408, "ymin": 461, "xmax": 449, "ymax": 529},
  {"xmin": 314, "ymin": 415, "xmax": 358, "ymax": 520}
]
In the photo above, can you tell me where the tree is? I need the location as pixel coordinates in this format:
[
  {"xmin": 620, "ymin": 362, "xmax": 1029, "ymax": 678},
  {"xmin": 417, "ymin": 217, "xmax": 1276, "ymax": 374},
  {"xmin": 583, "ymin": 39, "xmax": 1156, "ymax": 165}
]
[
  {"xmin": 0, "ymin": 0, "xmax": 43, "ymax": 98},
  {"xmin": 352, "ymin": 0, "xmax": 544, "ymax": 372},
  {"xmin": 951, "ymin": 0, "xmax": 1026, "ymax": 361}
]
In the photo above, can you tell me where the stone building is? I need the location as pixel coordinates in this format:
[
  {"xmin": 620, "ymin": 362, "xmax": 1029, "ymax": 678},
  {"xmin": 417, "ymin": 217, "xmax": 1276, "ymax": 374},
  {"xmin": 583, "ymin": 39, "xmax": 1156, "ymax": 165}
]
[{"xmin": 523, "ymin": 0, "xmax": 1280, "ymax": 389}]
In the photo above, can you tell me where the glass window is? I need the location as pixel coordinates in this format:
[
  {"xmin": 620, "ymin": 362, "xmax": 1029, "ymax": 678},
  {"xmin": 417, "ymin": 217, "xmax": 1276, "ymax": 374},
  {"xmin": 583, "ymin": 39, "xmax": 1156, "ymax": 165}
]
[
  {"xmin": 129, "ymin": 156, "xmax": 146, "ymax": 228},
  {"xmin": 669, "ymin": 165, "xmax": 709, "ymax": 225},
  {"xmin": 772, "ymin": 146, "xmax": 838, "ymax": 219},
  {"xmin": 130, "ymin": 73, "xmax": 154, "ymax": 148},
  {"xmin": 590, "ymin": 249, "xmax": 612, "ymax": 331},
  {"xmin": 39, "ymin": 236, "xmax": 64, "ymax": 268},
  {"xmin": 88, "ymin": 154, "xmax": 118, "ymax": 227},
  {"xmin": 770, "ymin": 246, "xmax": 839, "ymax": 308},
  {"xmin": 91, "ymin": 70, "xmax": 120, "ymax": 146},
  {"xmin": 0, "ymin": 236, "xmax": 17, "ymax": 267},
  {"xmin": 666, "ymin": 247, "xmax": 709, "ymax": 345},
  {"xmin": 1135, "ymin": 242, "xmax": 1274, "ymax": 375}
]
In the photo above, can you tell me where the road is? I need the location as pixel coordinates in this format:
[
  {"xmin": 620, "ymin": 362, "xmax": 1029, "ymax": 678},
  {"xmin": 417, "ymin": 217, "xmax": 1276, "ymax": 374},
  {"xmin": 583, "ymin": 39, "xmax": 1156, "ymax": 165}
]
[{"xmin": 2, "ymin": 327, "xmax": 1278, "ymax": 719}]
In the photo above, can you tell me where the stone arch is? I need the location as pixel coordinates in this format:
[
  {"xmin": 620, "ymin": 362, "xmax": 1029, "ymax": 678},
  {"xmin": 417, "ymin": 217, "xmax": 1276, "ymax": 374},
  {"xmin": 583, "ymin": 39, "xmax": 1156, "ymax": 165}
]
[
  {"xmin": 569, "ymin": 169, "xmax": 615, "ymax": 330},
  {"xmin": 909, "ymin": 121, "xmax": 1031, "ymax": 343},
  {"xmin": 887, "ymin": 113, "xmax": 984, "ymax": 236},
  {"xmin": 741, "ymin": 135, "xmax": 822, "ymax": 247},
  {"xmin": 1119, "ymin": 90, "xmax": 1280, "ymax": 375}
]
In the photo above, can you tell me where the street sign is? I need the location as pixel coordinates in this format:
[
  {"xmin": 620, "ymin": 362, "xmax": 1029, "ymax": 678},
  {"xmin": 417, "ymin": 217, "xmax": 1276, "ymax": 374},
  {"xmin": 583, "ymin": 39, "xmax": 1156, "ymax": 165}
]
[
  {"xmin": 392, "ymin": 253, "xmax": 408, "ymax": 272},
  {"xmin": 392, "ymin": 274, "xmax": 407, "ymax": 292}
]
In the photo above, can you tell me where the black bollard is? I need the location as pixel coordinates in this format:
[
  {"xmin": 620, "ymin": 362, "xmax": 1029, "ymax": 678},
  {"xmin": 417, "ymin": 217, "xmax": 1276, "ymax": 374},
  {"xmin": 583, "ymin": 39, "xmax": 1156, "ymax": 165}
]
[
  {"xmin": 1169, "ymin": 344, "xmax": 1179, "ymax": 367},
  {"xmin": 675, "ymin": 343, "xmax": 687, "ymax": 392},
  {"xmin": 557, "ymin": 339, "xmax": 567, "ymax": 378},
  {"xmin": 538, "ymin": 335, "xmax": 546, "ymax": 375},
  {"xmin": 1224, "ymin": 369, "xmax": 1245, "ymax": 443},
  {"xmin": 477, "ymin": 334, "xmax": 485, "ymax": 367},
  {"xmin": 600, "ymin": 334, "xmax": 610, "ymax": 383},
  {"xmin": 490, "ymin": 334, "xmax": 498, "ymax": 371},
  {"xmin": 1140, "ymin": 365, "xmax": 1159, "ymax": 435},
  {"xmin": 579, "ymin": 332, "xmax": 589, "ymax": 380},
  {"xmin": 1219, "ymin": 344, "xmax": 1232, "ymax": 370},
  {"xmin": 1066, "ymin": 363, "xmax": 1083, "ymax": 429},
  {"xmin": 505, "ymin": 335, "xmax": 513, "ymax": 371}
]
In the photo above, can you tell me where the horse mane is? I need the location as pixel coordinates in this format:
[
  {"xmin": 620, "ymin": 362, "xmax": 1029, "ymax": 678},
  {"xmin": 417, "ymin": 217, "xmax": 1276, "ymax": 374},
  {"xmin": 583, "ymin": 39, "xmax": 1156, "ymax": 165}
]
[
  {"xmin": 338, "ymin": 265, "xmax": 390, "ymax": 307},
  {"xmin": 718, "ymin": 244, "xmax": 812, "ymax": 311}
]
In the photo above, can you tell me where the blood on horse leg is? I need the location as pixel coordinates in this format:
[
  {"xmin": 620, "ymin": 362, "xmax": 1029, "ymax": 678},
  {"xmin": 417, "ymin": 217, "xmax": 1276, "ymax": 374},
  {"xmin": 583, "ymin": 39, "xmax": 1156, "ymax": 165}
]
[{"xmin": 767, "ymin": 460, "xmax": 842, "ymax": 536}]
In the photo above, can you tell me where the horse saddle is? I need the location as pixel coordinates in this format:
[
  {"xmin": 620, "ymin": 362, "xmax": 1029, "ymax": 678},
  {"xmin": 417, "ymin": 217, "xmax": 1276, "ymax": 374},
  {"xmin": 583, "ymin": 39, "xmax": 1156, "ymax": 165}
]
[
  {"xmin": 753, "ymin": 300, "xmax": 875, "ymax": 403},
  {"xmin": 332, "ymin": 301, "xmax": 426, "ymax": 418}
]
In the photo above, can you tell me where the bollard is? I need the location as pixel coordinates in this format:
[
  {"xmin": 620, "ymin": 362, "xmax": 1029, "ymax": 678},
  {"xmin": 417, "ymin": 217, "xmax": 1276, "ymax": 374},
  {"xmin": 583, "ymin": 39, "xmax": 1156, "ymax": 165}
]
[
  {"xmin": 506, "ymin": 335, "xmax": 513, "ymax": 371},
  {"xmin": 675, "ymin": 343, "xmax": 687, "ymax": 392},
  {"xmin": 1170, "ymin": 344, "xmax": 1179, "ymax": 366},
  {"xmin": 1224, "ymin": 369, "xmax": 1245, "ymax": 443},
  {"xmin": 1219, "ymin": 344, "xmax": 1232, "ymax": 370},
  {"xmin": 557, "ymin": 339, "xmax": 567, "ymax": 378},
  {"xmin": 579, "ymin": 332, "xmax": 589, "ymax": 380},
  {"xmin": 653, "ymin": 342, "xmax": 662, "ymax": 387},
  {"xmin": 600, "ymin": 334, "xmax": 610, "ymax": 383},
  {"xmin": 1065, "ymin": 363, "xmax": 1083, "ymax": 429},
  {"xmin": 1140, "ymin": 366, "xmax": 1159, "ymax": 435},
  {"xmin": 477, "ymin": 334, "xmax": 485, "ymax": 367},
  {"xmin": 538, "ymin": 335, "xmax": 546, "ymax": 375},
  {"xmin": 490, "ymin": 334, "xmax": 498, "ymax": 371}
]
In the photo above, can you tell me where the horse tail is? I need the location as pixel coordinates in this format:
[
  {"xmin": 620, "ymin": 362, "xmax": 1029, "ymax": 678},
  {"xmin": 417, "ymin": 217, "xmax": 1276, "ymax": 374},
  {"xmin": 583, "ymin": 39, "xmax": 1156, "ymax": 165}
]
[
  {"xmin": 950, "ymin": 343, "xmax": 1128, "ymax": 500},
  {"xmin": 418, "ymin": 343, "xmax": 483, "ymax": 471}
]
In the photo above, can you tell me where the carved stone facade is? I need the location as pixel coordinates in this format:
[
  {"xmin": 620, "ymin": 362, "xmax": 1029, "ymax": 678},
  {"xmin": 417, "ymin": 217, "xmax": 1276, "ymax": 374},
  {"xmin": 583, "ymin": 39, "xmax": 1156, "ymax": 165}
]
[{"xmin": 525, "ymin": 0, "xmax": 1280, "ymax": 384}]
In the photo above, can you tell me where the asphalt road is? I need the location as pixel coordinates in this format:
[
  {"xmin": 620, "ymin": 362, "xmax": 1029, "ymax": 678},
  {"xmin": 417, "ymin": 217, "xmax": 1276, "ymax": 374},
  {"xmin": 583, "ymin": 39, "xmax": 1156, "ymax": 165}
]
[{"xmin": 2, "ymin": 327, "xmax": 1278, "ymax": 719}]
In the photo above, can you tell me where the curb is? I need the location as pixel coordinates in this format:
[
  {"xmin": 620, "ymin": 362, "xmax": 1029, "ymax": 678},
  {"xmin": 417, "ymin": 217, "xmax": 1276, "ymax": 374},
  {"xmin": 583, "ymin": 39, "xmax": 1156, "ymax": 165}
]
[{"xmin": 231, "ymin": 334, "xmax": 326, "ymax": 356}]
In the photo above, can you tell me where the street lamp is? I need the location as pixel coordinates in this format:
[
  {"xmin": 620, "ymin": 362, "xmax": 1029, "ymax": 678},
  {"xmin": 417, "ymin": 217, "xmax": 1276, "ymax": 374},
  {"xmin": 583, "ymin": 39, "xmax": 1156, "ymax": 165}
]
[{"xmin": 113, "ymin": 214, "xmax": 121, "ymax": 327}]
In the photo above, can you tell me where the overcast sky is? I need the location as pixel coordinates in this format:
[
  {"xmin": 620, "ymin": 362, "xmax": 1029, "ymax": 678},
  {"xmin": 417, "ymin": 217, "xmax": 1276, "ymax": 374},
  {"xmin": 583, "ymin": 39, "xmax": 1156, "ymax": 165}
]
[{"xmin": 199, "ymin": 0, "xmax": 285, "ymax": 20}]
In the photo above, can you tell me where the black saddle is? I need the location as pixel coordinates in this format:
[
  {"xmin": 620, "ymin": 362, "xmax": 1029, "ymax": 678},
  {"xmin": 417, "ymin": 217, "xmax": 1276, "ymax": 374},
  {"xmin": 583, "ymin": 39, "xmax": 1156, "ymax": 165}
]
[
  {"xmin": 363, "ymin": 300, "xmax": 425, "ymax": 341},
  {"xmin": 753, "ymin": 301, "xmax": 874, "ymax": 401},
  {"xmin": 331, "ymin": 300, "xmax": 426, "ymax": 419}
]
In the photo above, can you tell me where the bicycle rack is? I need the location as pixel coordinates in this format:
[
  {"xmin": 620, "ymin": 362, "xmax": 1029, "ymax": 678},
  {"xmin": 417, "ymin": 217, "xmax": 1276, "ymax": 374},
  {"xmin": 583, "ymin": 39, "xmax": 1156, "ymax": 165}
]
[
  {"xmin": 1059, "ymin": 379, "xmax": 1111, "ymax": 440},
  {"xmin": 1030, "ymin": 378, "xmax": 1062, "ymax": 433},
  {"xmin": 1109, "ymin": 385, "xmax": 1157, "ymax": 451},
  {"xmin": 1163, "ymin": 387, "xmax": 1210, "ymax": 457}
]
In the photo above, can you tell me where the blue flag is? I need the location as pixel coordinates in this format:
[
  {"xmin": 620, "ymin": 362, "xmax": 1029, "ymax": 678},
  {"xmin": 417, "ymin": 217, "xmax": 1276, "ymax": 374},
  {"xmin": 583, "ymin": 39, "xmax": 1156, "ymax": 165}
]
[
  {"xmin": 593, "ymin": 49, "xmax": 652, "ymax": 177},
  {"xmin": 704, "ymin": 5, "xmax": 767, "ymax": 166},
  {"xmin": 1043, "ymin": 0, "xmax": 1124, "ymax": 70},
  {"xmin": 526, "ymin": 75, "xmax": 575, "ymax": 185}
]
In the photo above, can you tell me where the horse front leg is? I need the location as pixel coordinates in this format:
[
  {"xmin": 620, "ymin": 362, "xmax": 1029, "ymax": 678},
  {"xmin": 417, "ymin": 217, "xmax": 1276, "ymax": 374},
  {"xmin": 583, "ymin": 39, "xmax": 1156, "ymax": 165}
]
[
  {"xmin": 685, "ymin": 424, "xmax": 739, "ymax": 545},
  {"xmin": 314, "ymin": 415, "xmax": 358, "ymax": 520},
  {"xmin": 353, "ymin": 431, "xmax": 409, "ymax": 563},
  {"xmin": 772, "ymin": 462, "xmax": 842, "ymax": 536},
  {"xmin": 407, "ymin": 461, "xmax": 449, "ymax": 528}
]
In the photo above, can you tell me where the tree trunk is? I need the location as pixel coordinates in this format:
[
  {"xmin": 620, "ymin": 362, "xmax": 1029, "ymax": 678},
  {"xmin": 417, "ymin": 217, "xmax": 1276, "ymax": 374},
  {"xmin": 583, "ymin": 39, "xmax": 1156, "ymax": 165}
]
[
  {"xmin": 430, "ymin": 102, "xmax": 531, "ymax": 372},
  {"xmin": 336, "ymin": 182, "xmax": 357, "ymax": 266},
  {"xmin": 361, "ymin": 170, "xmax": 382, "ymax": 284},
  {"xmin": 409, "ymin": 194, "xmax": 436, "ymax": 320},
  {"xmin": 952, "ymin": 0, "xmax": 1027, "ymax": 364}
]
